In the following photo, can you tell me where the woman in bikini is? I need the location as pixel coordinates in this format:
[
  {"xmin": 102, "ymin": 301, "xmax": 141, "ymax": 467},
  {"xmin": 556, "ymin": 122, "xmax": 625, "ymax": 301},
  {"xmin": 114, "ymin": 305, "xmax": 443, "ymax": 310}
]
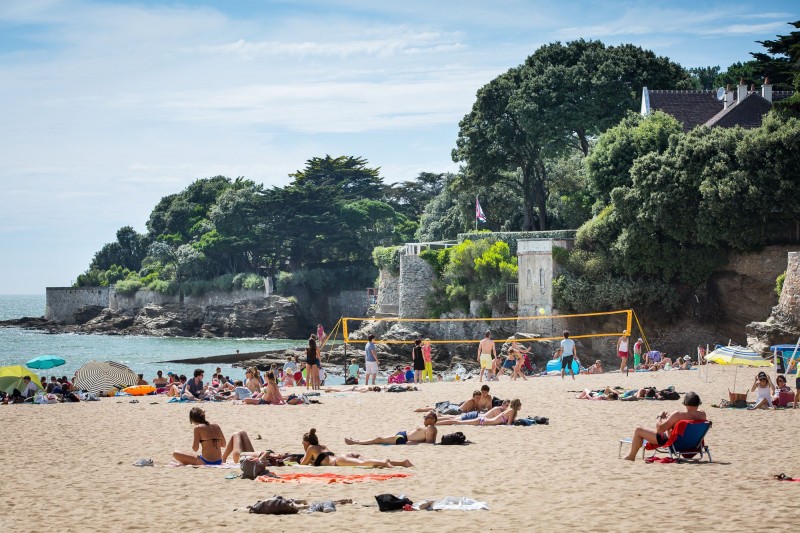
[
  {"xmin": 299, "ymin": 428, "xmax": 412, "ymax": 468},
  {"xmin": 172, "ymin": 407, "xmax": 226, "ymax": 465},
  {"xmin": 434, "ymin": 399, "xmax": 521, "ymax": 426}
]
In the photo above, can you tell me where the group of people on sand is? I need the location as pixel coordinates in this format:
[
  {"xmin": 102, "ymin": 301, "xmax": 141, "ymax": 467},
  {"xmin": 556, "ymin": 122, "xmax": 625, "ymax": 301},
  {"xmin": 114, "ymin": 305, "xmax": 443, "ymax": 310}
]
[
  {"xmin": 748, "ymin": 371, "xmax": 798, "ymax": 409},
  {"xmin": 172, "ymin": 406, "xmax": 415, "ymax": 468},
  {"xmin": 476, "ymin": 331, "xmax": 535, "ymax": 382}
]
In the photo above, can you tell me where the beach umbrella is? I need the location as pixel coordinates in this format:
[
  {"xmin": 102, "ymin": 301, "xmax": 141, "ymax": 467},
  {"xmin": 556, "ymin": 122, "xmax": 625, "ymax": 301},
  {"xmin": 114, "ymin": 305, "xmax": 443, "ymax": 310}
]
[
  {"xmin": 706, "ymin": 346, "xmax": 773, "ymax": 367},
  {"xmin": 73, "ymin": 361, "xmax": 139, "ymax": 394},
  {"xmin": 706, "ymin": 345, "xmax": 773, "ymax": 393},
  {"xmin": 26, "ymin": 355, "xmax": 66, "ymax": 370},
  {"xmin": 0, "ymin": 365, "xmax": 44, "ymax": 394}
]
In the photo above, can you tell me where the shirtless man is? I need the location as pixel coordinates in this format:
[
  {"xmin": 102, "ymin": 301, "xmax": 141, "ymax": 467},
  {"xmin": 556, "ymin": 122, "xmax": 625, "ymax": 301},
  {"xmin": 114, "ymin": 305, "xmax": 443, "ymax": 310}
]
[
  {"xmin": 477, "ymin": 384, "xmax": 493, "ymax": 411},
  {"xmin": 477, "ymin": 331, "xmax": 496, "ymax": 382},
  {"xmin": 413, "ymin": 390, "xmax": 481, "ymax": 414},
  {"xmin": 345, "ymin": 412, "xmax": 438, "ymax": 445},
  {"xmin": 436, "ymin": 400, "xmax": 510, "ymax": 424},
  {"xmin": 623, "ymin": 391, "xmax": 706, "ymax": 461}
]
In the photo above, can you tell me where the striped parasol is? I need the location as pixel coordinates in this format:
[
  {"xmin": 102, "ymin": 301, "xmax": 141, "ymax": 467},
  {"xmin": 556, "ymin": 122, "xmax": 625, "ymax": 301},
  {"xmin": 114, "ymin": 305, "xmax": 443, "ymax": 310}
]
[
  {"xmin": 706, "ymin": 345, "xmax": 773, "ymax": 367},
  {"xmin": 73, "ymin": 361, "xmax": 139, "ymax": 394}
]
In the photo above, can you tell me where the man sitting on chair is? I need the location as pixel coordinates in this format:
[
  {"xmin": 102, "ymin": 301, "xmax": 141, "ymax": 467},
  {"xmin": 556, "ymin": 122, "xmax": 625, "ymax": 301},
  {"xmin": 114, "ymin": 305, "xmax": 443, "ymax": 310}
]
[{"xmin": 622, "ymin": 391, "xmax": 706, "ymax": 461}]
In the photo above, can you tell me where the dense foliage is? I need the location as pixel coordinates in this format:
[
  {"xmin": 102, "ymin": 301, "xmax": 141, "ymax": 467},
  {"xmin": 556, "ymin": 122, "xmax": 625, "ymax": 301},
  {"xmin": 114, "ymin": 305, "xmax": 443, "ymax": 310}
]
[
  {"xmin": 422, "ymin": 238, "xmax": 518, "ymax": 317},
  {"xmin": 452, "ymin": 39, "xmax": 692, "ymax": 231}
]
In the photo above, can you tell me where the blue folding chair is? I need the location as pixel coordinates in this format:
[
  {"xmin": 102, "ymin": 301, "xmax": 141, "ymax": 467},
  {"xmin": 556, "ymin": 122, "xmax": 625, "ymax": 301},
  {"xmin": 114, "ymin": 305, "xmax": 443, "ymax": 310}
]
[{"xmin": 646, "ymin": 420, "xmax": 713, "ymax": 462}]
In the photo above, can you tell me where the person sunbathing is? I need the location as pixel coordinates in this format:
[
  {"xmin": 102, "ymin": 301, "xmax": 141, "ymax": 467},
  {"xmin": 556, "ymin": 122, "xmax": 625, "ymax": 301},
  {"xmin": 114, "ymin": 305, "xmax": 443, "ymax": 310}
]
[
  {"xmin": 436, "ymin": 400, "xmax": 511, "ymax": 424},
  {"xmin": 414, "ymin": 390, "xmax": 481, "ymax": 414},
  {"xmin": 300, "ymin": 428, "xmax": 412, "ymax": 468},
  {"xmin": 586, "ymin": 360, "xmax": 604, "ymax": 374},
  {"xmin": 622, "ymin": 391, "xmax": 706, "ymax": 461},
  {"xmin": 222, "ymin": 430, "xmax": 256, "ymax": 463},
  {"xmin": 241, "ymin": 372, "xmax": 285, "ymax": 405},
  {"xmin": 432, "ymin": 399, "xmax": 522, "ymax": 426},
  {"xmin": 345, "ymin": 412, "xmax": 438, "ymax": 445},
  {"xmin": 324, "ymin": 385, "xmax": 383, "ymax": 393},
  {"xmin": 173, "ymin": 407, "xmax": 226, "ymax": 465},
  {"xmin": 772, "ymin": 374, "xmax": 793, "ymax": 407},
  {"xmin": 575, "ymin": 387, "xmax": 619, "ymax": 400}
]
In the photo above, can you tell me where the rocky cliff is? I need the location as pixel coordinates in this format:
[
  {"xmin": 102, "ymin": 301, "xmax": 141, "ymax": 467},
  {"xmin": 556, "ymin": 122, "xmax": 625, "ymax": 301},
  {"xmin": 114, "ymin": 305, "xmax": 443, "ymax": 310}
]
[
  {"xmin": 747, "ymin": 251, "xmax": 800, "ymax": 352},
  {"xmin": 2, "ymin": 295, "xmax": 310, "ymax": 339}
]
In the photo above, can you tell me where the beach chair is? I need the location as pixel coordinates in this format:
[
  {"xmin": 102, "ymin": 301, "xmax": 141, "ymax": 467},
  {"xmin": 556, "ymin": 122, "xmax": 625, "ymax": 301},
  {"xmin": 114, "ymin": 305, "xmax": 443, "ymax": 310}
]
[{"xmin": 646, "ymin": 420, "xmax": 713, "ymax": 462}]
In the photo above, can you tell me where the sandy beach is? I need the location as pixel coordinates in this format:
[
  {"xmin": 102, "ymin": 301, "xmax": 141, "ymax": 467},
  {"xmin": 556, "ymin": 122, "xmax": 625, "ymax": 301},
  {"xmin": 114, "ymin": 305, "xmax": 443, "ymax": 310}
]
[{"xmin": 2, "ymin": 365, "xmax": 799, "ymax": 532}]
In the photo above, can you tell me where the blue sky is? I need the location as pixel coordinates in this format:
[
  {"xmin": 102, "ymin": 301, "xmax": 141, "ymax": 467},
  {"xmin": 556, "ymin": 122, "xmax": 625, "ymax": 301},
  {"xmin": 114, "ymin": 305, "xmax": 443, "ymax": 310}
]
[{"xmin": 0, "ymin": 0, "xmax": 797, "ymax": 295}]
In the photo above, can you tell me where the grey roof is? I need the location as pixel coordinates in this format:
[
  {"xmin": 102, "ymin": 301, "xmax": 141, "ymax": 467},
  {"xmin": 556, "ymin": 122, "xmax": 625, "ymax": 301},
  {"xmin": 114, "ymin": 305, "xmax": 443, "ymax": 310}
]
[{"xmin": 643, "ymin": 88, "xmax": 793, "ymax": 131}]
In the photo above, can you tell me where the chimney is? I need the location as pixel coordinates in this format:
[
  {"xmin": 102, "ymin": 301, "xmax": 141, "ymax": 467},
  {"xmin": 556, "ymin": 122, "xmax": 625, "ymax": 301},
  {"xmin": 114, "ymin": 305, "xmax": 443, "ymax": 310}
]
[
  {"xmin": 762, "ymin": 77, "xmax": 772, "ymax": 102},
  {"xmin": 724, "ymin": 85, "xmax": 734, "ymax": 109},
  {"xmin": 737, "ymin": 78, "xmax": 747, "ymax": 103}
]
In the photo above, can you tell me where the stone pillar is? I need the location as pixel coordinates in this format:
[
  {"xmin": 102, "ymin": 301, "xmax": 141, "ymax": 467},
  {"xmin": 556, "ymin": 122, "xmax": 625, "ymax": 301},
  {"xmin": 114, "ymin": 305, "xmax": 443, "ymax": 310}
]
[
  {"xmin": 777, "ymin": 252, "xmax": 800, "ymax": 325},
  {"xmin": 398, "ymin": 255, "xmax": 434, "ymax": 318}
]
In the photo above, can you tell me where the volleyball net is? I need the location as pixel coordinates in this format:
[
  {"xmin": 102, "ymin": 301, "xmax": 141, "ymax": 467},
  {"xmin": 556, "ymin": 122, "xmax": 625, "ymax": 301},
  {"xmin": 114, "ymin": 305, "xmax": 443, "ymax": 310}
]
[{"xmin": 333, "ymin": 309, "xmax": 649, "ymax": 349}]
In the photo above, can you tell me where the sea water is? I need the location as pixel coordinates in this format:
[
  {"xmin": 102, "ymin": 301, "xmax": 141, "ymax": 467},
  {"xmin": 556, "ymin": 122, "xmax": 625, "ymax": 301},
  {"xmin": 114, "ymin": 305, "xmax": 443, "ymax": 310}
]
[{"xmin": 0, "ymin": 294, "xmax": 346, "ymax": 383}]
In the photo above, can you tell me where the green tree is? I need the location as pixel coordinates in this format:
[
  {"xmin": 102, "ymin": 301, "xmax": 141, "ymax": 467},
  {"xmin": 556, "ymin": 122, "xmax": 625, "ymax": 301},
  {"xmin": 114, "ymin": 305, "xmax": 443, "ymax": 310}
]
[
  {"xmin": 453, "ymin": 39, "xmax": 692, "ymax": 230},
  {"xmin": 688, "ymin": 66, "xmax": 721, "ymax": 90},
  {"xmin": 586, "ymin": 111, "xmax": 683, "ymax": 207},
  {"xmin": 89, "ymin": 226, "xmax": 148, "ymax": 272}
]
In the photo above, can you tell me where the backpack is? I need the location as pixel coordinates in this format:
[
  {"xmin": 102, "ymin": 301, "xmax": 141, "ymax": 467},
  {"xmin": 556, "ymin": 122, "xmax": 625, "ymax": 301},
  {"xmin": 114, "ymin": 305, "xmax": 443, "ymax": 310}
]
[
  {"xmin": 440, "ymin": 431, "xmax": 467, "ymax": 445},
  {"xmin": 241, "ymin": 457, "xmax": 269, "ymax": 480},
  {"xmin": 659, "ymin": 389, "xmax": 681, "ymax": 401},
  {"xmin": 375, "ymin": 494, "xmax": 413, "ymax": 512}
]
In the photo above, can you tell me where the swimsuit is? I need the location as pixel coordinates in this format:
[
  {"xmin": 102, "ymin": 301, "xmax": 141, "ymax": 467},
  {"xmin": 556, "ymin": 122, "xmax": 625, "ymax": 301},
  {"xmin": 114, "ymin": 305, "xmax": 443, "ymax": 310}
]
[
  {"xmin": 199, "ymin": 456, "xmax": 222, "ymax": 466},
  {"xmin": 561, "ymin": 355, "xmax": 574, "ymax": 369},
  {"xmin": 655, "ymin": 432, "xmax": 669, "ymax": 446},
  {"xmin": 480, "ymin": 353, "xmax": 493, "ymax": 369},
  {"xmin": 313, "ymin": 451, "xmax": 335, "ymax": 467},
  {"xmin": 394, "ymin": 431, "xmax": 408, "ymax": 445}
]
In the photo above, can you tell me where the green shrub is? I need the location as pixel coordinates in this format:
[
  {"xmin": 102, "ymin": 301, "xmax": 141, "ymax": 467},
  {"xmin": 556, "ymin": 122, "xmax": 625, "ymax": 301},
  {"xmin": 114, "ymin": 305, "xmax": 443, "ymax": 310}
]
[
  {"xmin": 419, "ymin": 247, "xmax": 451, "ymax": 275},
  {"xmin": 276, "ymin": 265, "xmax": 377, "ymax": 295},
  {"xmin": 114, "ymin": 279, "xmax": 142, "ymax": 296},
  {"xmin": 372, "ymin": 246, "xmax": 403, "ymax": 274},
  {"xmin": 147, "ymin": 279, "xmax": 178, "ymax": 295},
  {"xmin": 212, "ymin": 274, "xmax": 235, "ymax": 291},
  {"xmin": 233, "ymin": 273, "xmax": 264, "ymax": 290},
  {"xmin": 552, "ymin": 273, "xmax": 679, "ymax": 314},
  {"xmin": 776, "ymin": 271, "xmax": 786, "ymax": 296}
]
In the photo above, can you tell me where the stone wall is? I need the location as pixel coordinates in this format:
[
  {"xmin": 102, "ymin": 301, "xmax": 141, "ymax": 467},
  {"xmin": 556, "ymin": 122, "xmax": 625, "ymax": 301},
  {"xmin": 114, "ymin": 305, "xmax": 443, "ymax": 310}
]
[
  {"xmin": 45, "ymin": 287, "xmax": 110, "ymax": 323},
  {"xmin": 776, "ymin": 251, "xmax": 800, "ymax": 324},
  {"xmin": 328, "ymin": 290, "xmax": 371, "ymax": 323},
  {"xmin": 376, "ymin": 269, "xmax": 399, "ymax": 315},
  {"xmin": 398, "ymin": 255, "xmax": 434, "ymax": 318}
]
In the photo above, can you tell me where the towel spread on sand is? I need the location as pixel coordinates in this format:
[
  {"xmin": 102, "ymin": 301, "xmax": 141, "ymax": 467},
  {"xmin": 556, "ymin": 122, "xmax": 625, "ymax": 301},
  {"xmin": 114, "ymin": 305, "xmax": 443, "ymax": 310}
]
[
  {"xmin": 256, "ymin": 472, "xmax": 412, "ymax": 484},
  {"xmin": 432, "ymin": 497, "xmax": 489, "ymax": 511}
]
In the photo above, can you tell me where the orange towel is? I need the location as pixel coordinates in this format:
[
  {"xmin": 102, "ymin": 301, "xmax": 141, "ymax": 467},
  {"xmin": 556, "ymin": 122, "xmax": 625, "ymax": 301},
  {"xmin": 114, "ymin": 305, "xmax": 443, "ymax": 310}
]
[{"xmin": 256, "ymin": 472, "xmax": 412, "ymax": 484}]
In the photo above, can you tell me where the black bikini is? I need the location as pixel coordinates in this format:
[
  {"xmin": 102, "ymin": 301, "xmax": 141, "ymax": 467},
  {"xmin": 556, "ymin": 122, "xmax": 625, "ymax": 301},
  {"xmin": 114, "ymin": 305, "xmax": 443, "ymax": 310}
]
[{"xmin": 313, "ymin": 451, "xmax": 335, "ymax": 466}]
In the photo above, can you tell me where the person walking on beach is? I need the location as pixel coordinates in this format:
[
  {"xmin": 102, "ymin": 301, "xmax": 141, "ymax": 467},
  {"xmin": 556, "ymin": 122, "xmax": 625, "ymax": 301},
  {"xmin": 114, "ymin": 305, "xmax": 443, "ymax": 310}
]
[
  {"xmin": 306, "ymin": 336, "xmax": 321, "ymax": 391},
  {"xmin": 365, "ymin": 334, "xmax": 379, "ymax": 385},
  {"xmin": 477, "ymin": 331, "xmax": 496, "ymax": 382},
  {"xmin": 617, "ymin": 330, "xmax": 630, "ymax": 373},
  {"xmin": 560, "ymin": 331, "xmax": 576, "ymax": 380}
]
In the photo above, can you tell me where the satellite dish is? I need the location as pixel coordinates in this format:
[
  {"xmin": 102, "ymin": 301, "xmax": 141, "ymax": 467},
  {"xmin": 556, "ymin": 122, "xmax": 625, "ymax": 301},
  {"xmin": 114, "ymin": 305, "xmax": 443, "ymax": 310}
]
[{"xmin": 716, "ymin": 87, "xmax": 725, "ymax": 100}]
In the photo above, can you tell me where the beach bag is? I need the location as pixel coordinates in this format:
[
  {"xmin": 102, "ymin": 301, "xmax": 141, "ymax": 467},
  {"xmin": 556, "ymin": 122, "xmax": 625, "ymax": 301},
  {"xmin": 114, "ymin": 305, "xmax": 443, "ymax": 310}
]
[
  {"xmin": 248, "ymin": 496, "xmax": 299, "ymax": 515},
  {"xmin": 659, "ymin": 389, "xmax": 680, "ymax": 401},
  {"xmin": 729, "ymin": 391, "xmax": 748, "ymax": 408},
  {"xmin": 241, "ymin": 457, "xmax": 269, "ymax": 480},
  {"xmin": 440, "ymin": 432, "xmax": 467, "ymax": 445},
  {"xmin": 375, "ymin": 494, "xmax": 413, "ymax": 512}
]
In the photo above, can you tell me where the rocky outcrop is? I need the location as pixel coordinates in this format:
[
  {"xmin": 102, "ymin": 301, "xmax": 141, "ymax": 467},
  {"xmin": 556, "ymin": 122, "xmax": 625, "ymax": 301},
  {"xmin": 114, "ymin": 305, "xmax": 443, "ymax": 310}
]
[
  {"xmin": 747, "ymin": 251, "xmax": 800, "ymax": 353},
  {"xmin": 1, "ymin": 295, "xmax": 310, "ymax": 339}
]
